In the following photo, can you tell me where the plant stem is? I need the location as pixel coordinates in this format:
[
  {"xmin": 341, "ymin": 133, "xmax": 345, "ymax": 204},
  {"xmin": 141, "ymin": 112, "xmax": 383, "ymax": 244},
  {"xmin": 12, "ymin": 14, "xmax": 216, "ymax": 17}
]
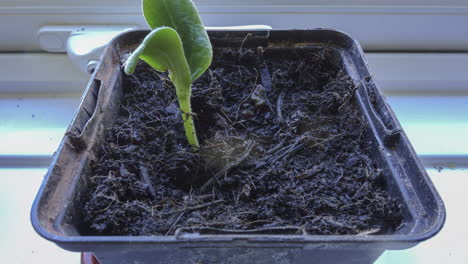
[
  {"xmin": 173, "ymin": 78, "xmax": 199, "ymax": 149},
  {"xmin": 179, "ymin": 93, "xmax": 199, "ymax": 149}
]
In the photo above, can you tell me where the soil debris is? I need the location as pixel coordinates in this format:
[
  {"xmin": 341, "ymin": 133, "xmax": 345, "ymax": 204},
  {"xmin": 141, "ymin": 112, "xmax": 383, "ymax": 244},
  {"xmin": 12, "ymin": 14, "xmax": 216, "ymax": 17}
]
[{"xmin": 83, "ymin": 46, "xmax": 403, "ymax": 236}]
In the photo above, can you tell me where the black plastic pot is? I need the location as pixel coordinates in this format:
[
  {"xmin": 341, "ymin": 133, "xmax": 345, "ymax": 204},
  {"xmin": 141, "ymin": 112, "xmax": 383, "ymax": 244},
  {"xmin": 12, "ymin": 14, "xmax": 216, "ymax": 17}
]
[{"xmin": 31, "ymin": 30, "xmax": 445, "ymax": 264}]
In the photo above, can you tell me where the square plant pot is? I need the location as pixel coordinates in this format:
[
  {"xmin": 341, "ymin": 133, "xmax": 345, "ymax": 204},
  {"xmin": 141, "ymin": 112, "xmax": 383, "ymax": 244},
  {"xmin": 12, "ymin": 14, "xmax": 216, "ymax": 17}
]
[{"xmin": 31, "ymin": 30, "xmax": 445, "ymax": 264}]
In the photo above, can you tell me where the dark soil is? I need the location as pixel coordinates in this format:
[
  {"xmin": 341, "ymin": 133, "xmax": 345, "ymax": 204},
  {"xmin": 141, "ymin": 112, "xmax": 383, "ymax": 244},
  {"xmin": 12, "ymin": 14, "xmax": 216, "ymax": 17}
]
[{"xmin": 83, "ymin": 46, "xmax": 403, "ymax": 236}]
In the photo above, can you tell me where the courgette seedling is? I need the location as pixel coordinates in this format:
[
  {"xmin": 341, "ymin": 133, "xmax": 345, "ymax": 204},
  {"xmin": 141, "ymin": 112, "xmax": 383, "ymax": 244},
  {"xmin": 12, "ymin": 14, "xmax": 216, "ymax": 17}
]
[{"xmin": 124, "ymin": 0, "xmax": 212, "ymax": 149}]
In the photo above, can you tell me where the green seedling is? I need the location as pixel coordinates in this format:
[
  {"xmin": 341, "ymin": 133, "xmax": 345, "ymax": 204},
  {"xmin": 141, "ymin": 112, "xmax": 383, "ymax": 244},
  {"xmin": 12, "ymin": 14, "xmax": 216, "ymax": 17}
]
[{"xmin": 124, "ymin": 0, "xmax": 213, "ymax": 149}]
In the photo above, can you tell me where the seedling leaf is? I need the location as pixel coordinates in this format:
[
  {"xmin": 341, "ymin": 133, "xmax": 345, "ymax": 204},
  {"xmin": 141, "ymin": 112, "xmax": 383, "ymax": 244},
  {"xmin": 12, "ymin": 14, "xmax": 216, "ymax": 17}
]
[{"xmin": 143, "ymin": 0, "xmax": 212, "ymax": 81}]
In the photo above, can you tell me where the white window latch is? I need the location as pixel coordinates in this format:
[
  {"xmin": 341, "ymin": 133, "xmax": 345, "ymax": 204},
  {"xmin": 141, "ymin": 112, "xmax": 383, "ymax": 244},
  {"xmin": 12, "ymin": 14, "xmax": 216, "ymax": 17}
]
[{"xmin": 38, "ymin": 25, "xmax": 137, "ymax": 73}]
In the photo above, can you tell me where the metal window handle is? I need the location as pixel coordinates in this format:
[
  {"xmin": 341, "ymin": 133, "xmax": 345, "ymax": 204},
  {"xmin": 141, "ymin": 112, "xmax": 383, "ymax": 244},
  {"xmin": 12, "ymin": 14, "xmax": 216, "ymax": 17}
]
[{"xmin": 37, "ymin": 25, "xmax": 272, "ymax": 74}]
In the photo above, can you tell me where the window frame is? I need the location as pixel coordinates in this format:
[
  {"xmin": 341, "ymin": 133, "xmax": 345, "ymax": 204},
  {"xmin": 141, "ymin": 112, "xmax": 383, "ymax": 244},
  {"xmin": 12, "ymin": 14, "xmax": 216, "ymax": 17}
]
[{"xmin": 0, "ymin": 0, "xmax": 468, "ymax": 51}]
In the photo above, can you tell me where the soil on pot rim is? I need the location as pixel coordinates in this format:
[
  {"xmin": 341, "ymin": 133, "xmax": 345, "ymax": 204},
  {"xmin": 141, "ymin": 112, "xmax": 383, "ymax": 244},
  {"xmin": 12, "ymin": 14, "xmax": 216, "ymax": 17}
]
[{"xmin": 83, "ymin": 46, "xmax": 403, "ymax": 236}]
